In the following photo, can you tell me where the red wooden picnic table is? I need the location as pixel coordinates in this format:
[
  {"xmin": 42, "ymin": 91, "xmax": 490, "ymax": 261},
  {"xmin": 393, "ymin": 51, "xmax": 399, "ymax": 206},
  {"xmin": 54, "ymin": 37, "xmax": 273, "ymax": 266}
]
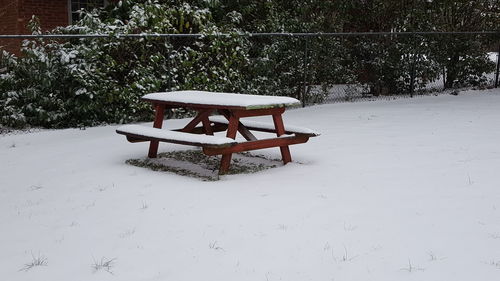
[{"xmin": 117, "ymin": 90, "xmax": 319, "ymax": 174}]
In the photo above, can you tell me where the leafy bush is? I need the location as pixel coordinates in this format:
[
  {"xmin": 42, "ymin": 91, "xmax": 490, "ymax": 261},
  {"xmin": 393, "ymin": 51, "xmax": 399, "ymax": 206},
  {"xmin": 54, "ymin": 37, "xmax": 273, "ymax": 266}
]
[
  {"xmin": 0, "ymin": 0, "xmax": 251, "ymax": 128},
  {"xmin": 0, "ymin": 0, "xmax": 497, "ymax": 129}
]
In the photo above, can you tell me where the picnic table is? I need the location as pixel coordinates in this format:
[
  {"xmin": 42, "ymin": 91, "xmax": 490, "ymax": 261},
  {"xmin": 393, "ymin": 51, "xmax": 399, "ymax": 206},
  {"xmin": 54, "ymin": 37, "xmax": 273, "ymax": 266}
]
[{"xmin": 116, "ymin": 90, "xmax": 319, "ymax": 174}]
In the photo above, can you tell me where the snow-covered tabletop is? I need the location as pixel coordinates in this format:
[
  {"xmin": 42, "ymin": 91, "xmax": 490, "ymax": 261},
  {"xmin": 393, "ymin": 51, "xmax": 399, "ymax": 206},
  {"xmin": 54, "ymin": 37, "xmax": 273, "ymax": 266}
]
[{"xmin": 142, "ymin": 90, "xmax": 301, "ymax": 110}]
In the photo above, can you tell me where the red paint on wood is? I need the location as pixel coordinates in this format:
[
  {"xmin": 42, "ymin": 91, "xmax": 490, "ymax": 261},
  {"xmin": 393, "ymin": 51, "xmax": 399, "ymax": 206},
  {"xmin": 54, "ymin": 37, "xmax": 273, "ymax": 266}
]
[
  {"xmin": 203, "ymin": 135, "xmax": 309, "ymax": 156},
  {"xmin": 272, "ymin": 114, "xmax": 292, "ymax": 164},
  {"xmin": 181, "ymin": 109, "xmax": 213, "ymax": 133},
  {"xmin": 219, "ymin": 114, "xmax": 240, "ymax": 174},
  {"xmin": 148, "ymin": 104, "xmax": 165, "ymax": 158},
  {"xmin": 217, "ymin": 110, "xmax": 257, "ymax": 141},
  {"xmin": 201, "ymin": 118, "xmax": 214, "ymax": 135},
  {"xmin": 141, "ymin": 99, "xmax": 290, "ymax": 111},
  {"xmin": 117, "ymin": 130, "xmax": 236, "ymax": 148},
  {"xmin": 232, "ymin": 108, "xmax": 285, "ymax": 118}
]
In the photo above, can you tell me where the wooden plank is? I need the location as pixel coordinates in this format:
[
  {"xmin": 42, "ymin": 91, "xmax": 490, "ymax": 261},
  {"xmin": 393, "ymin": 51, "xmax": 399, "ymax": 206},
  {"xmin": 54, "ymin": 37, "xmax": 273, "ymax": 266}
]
[
  {"xmin": 148, "ymin": 104, "xmax": 165, "ymax": 158},
  {"xmin": 219, "ymin": 114, "xmax": 240, "ymax": 174},
  {"xmin": 180, "ymin": 109, "xmax": 213, "ymax": 133},
  {"xmin": 203, "ymin": 135, "xmax": 310, "ymax": 156},
  {"xmin": 210, "ymin": 120, "xmax": 278, "ymax": 134},
  {"xmin": 173, "ymin": 123, "xmax": 227, "ymax": 134},
  {"xmin": 126, "ymin": 136, "xmax": 148, "ymax": 143},
  {"xmin": 217, "ymin": 109, "xmax": 257, "ymax": 141},
  {"xmin": 118, "ymin": 132, "xmax": 236, "ymax": 148},
  {"xmin": 231, "ymin": 108, "xmax": 285, "ymax": 118},
  {"xmin": 217, "ymin": 109, "xmax": 231, "ymax": 120},
  {"xmin": 236, "ymin": 124, "xmax": 258, "ymax": 141},
  {"xmin": 209, "ymin": 116, "xmax": 320, "ymax": 137},
  {"xmin": 273, "ymin": 113, "xmax": 292, "ymax": 164},
  {"xmin": 141, "ymin": 99, "xmax": 250, "ymax": 110},
  {"xmin": 201, "ymin": 116, "xmax": 214, "ymax": 135},
  {"xmin": 141, "ymin": 91, "xmax": 301, "ymax": 111},
  {"xmin": 116, "ymin": 126, "xmax": 237, "ymax": 148}
]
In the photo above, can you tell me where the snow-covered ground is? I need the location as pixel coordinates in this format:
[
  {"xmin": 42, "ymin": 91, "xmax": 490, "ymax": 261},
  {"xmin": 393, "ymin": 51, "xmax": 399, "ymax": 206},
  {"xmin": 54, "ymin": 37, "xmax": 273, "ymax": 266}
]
[{"xmin": 1, "ymin": 89, "xmax": 500, "ymax": 281}]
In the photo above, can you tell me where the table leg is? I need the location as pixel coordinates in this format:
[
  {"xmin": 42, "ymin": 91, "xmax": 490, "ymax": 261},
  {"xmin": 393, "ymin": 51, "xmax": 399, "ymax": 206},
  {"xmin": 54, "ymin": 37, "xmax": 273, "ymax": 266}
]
[
  {"xmin": 180, "ymin": 109, "xmax": 213, "ymax": 133},
  {"xmin": 272, "ymin": 114, "xmax": 292, "ymax": 164},
  {"xmin": 201, "ymin": 117, "xmax": 214, "ymax": 135},
  {"xmin": 217, "ymin": 109, "xmax": 257, "ymax": 141},
  {"xmin": 148, "ymin": 104, "xmax": 165, "ymax": 158},
  {"xmin": 219, "ymin": 114, "xmax": 239, "ymax": 174}
]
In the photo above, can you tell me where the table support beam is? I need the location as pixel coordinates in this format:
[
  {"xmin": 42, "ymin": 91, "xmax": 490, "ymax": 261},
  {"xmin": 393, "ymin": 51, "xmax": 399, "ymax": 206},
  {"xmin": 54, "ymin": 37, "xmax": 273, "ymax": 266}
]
[
  {"xmin": 181, "ymin": 109, "xmax": 213, "ymax": 133},
  {"xmin": 148, "ymin": 104, "xmax": 165, "ymax": 158},
  {"xmin": 232, "ymin": 107, "xmax": 285, "ymax": 118},
  {"xmin": 203, "ymin": 135, "xmax": 309, "ymax": 156},
  {"xmin": 272, "ymin": 114, "xmax": 292, "ymax": 164},
  {"xmin": 219, "ymin": 114, "xmax": 240, "ymax": 174},
  {"xmin": 218, "ymin": 110, "xmax": 257, "ymax": 141}
]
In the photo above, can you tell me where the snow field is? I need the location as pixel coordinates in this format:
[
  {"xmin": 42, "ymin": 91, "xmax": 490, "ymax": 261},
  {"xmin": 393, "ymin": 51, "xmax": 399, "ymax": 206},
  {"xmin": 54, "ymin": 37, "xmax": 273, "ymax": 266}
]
[{"xmin": 1, "ymin": 89, "xmax": 500, "ymax": 281}]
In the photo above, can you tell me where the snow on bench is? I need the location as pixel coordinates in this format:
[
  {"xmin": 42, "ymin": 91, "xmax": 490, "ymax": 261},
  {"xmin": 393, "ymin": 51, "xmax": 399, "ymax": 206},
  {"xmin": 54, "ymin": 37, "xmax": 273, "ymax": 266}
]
[
  {"xmin": 116, "ymin": 125, "xmax": 237, "ymax": 148},
  {"xmin": 208, "ymin": 116, "xmax": 320, "ymax": 137}
]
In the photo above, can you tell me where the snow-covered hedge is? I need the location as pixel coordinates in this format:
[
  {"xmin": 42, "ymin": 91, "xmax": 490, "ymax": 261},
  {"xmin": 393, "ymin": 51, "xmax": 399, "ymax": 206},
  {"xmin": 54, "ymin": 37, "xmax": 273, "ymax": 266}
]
[
  {"xmin": 0, "ymin": 1, "xmax": 251, "ymax": 128},
  {"xmin": 0, "ymin": 0, "xmax": 496, "ymax": 129}
]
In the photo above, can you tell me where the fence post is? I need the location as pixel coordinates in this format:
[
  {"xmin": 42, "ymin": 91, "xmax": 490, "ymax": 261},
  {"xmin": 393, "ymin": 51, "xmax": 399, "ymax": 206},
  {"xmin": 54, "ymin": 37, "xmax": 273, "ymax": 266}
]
[
  {"xmin": 168, "ymin": 38, "xmax": 172, "ymax": 91},
  {"xmin": 408, "ymin": 37, "xmax": 419, "ymax": 97},
  {"xmin": 302, "ymin": 36, "xmax": 309, "ymax": 107},
  {"xmin": 495, "ymin": 43, "xmax": 500, "ymax": 88},
  {"xmin": 409, "ymin": 55, "xmax": 416, "ymax": 98}
]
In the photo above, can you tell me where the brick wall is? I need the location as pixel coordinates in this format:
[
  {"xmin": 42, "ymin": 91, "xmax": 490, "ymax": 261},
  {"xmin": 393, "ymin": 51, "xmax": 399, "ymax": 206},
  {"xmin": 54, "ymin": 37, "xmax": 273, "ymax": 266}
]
[
  {"xmin": 0, "ymin": 0, "xmax": 21, "ymax": 54},
  {"xmin": 18, "ymin": 0, "xmax": 69, "ymax": 34},
  {"xmin": 0, "ymin": 0, "xmax": 69, "ymax": 55}
]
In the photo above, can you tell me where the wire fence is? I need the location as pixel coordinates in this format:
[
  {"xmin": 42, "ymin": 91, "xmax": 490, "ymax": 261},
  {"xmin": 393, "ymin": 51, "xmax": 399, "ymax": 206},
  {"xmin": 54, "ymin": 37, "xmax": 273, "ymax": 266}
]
[{"xmin": 1, "ymin": 31, "xmax": 500, "ymax": 136}]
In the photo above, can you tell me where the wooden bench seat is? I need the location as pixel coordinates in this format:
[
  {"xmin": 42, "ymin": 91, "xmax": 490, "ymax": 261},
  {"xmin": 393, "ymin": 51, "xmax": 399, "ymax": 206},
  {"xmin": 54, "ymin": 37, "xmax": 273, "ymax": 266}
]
[
  {"xmin": 116, "ymin": 125, "xmax": 238, "ymax": 148},
  {"xmin": 116, "ymin": 123, "xmax": 314, "ymax": 157},
  {"xmin": 208, "ymin": 116, "xmax": 320, "ymax": 137}
]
